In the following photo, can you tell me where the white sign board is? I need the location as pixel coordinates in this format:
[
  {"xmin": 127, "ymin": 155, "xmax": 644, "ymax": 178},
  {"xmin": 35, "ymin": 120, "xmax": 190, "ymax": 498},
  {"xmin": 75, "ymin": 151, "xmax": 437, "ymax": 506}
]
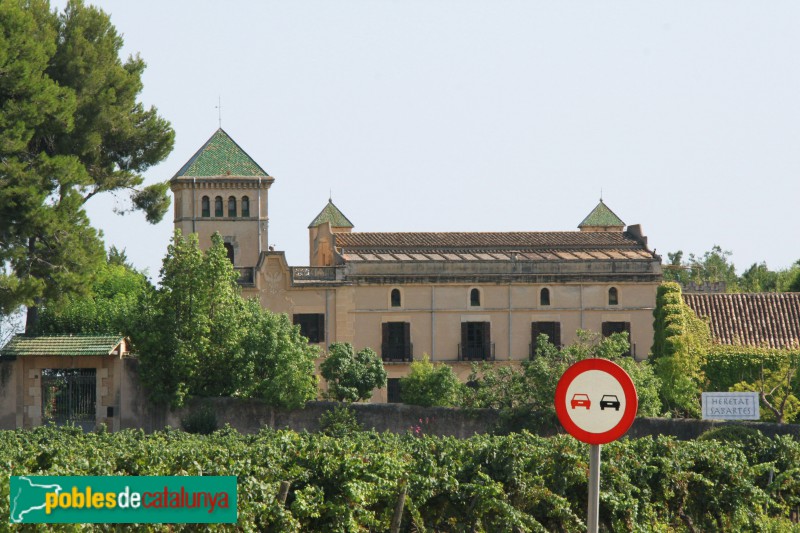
[{"xmin": 702, "ymin": 392, "xmax": 760, "ymax": 420}]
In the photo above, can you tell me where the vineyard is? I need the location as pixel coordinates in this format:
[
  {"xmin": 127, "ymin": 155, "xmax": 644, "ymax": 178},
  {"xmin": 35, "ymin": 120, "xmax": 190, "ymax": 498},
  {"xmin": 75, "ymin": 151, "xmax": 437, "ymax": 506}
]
[{"xmin": 2, "ymin": 426, "xmax": 800, "ymax": 531}]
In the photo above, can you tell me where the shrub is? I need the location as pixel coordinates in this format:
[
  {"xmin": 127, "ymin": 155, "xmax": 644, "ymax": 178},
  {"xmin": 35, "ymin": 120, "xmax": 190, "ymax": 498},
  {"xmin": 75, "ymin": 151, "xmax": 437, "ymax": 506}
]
[
  {"xmin": 400, "ymin": 355, "xmax": 463, "ymax": 407},
  {"xmin": 320, "ymin": 342, "xmax": 387, "ymax": 402},
  {"xmin": 318, "ymin": 405, "xmax": 363, "ymax": 437},
  {"xmin": 180, "ymin": 405, "xmax": 218, "ymax": 435}
]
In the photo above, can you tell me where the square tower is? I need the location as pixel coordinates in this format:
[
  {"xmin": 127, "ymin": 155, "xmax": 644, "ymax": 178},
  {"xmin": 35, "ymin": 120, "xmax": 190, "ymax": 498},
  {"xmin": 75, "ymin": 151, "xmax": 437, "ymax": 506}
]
[{"xmin": 169, "ymin": 129, "xmax": 273, "ymax": 268}]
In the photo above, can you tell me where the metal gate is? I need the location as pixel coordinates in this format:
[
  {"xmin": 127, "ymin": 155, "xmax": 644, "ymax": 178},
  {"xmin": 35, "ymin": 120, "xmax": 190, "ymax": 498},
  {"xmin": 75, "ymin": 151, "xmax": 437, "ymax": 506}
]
[{"xmin": 41, "ymin": 368, "xmax": 97, "ymax": 430}]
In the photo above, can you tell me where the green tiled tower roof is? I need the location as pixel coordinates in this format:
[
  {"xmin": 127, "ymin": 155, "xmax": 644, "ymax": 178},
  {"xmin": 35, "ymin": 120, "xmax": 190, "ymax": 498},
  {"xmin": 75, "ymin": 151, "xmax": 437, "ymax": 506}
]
[
  {"xmin": 578, "ymin": 200, "xmax": 625, "ymax": 228},
  {"xmin": 309, "ymin": 200, "xmax": 354, "ymax": 229},
  {"xmin": 0, "ymin": 335, "xmax": 125, "ymax": 358},
  {"xmin": 173, "ymin": 129, "xmax": 269, "ymax": 178}
]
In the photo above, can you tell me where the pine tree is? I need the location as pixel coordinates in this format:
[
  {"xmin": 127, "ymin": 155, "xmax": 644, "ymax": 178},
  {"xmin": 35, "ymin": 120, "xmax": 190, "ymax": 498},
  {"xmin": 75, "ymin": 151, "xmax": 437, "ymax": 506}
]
[{"xmin": 0, "ymin": 0, "xmax": 174, "ymax": 329}]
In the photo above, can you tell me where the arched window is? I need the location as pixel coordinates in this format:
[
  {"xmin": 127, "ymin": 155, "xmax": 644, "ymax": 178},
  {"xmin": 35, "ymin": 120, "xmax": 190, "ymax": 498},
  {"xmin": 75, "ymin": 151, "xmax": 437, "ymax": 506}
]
[
  {"xmin": 608, "ymin": 287, "xmax": 619, "ymax": 306},
  {"xmin": 390, "ymin": 288, "xmax": 401, "ymax": 307},
  {"xmin": 224, "ymin": 243, "xmax": 234, "ymax": 264},
  {"xmin": 470, "ymin": 288, "xmax": 481, "ymax": 307},
  {"xmin": 214, "ymin": 196, "xmax": 223, "ymax": 217},
  {"xmin": 540, "ymin": 288, "xmax": 550, "ymax": 306},
  {"xmin": 201, "ymin": 196, "xmax": 210, "ymax": 217},
  {"xmin": 241, "ymin": 196, "xmax": 250, "ymax": 217},
  {"xmin": 228, "ymin": 196, "xmax": 237, "ymax": 217}
]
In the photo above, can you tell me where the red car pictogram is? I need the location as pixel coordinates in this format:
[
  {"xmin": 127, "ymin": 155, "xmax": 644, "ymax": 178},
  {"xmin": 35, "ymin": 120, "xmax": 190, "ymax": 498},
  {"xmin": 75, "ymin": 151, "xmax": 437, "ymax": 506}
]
[{"xmin": 570, "ymin": 393, "xmax": 591, "ymax": 409}]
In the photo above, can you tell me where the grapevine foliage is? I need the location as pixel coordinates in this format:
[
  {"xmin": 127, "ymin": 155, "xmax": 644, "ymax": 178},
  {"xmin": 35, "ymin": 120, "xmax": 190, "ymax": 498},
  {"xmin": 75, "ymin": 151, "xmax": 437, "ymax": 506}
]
[{"xmin": 1, "ymin": 426, "xmax": 799, "ymax": 531}]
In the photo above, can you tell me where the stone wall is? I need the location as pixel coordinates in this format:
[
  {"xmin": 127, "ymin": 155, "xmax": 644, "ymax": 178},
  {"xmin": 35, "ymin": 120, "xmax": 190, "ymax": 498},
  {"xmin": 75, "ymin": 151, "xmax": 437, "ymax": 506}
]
[
  {"xmin": 143, "ymin": 398, "xmax": 497, "ymax": 439},
  {"xmin": 4, "ymin": 357, "xmax": 799, "ymax": 439},
  {"xmin": 0, "ymin": 361, "xmax": 17, "ymax": 429},
  {"xmin": 150, "ymin": 396, "xmax": 800, "ymax": 441}
]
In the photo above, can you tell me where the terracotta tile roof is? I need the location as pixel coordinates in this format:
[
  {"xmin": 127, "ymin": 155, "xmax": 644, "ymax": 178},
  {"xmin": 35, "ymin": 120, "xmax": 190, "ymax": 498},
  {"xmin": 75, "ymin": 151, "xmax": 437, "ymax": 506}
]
[
  {"xmin": 0, "ymin": 335, "xmax": 126, "ymax": 358},
  {"xmin": 334, "ymin": 231, "xmax": 656, "ymax": 263},
  {"xmin": 578, "ymin": 200, "xmax": 625, "ymax": 228},
  {"xmin": 336, "ymin": 231, "xmax": 643, "ymax": 249},
  {"xmin": 172, "ymin": 129, "xmax": 270, "ymax": 179},
  {"xmin": 683, "ymin": 293, "xmax": 800, "ymax": 349},
  {"xmin": 308, "ymin": 200, "xmax": 354, "ymax": 228}
]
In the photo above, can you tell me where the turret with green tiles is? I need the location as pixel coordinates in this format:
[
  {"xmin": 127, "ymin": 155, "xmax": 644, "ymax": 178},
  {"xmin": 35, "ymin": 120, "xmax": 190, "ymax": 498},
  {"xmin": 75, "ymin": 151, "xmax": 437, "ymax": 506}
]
[
  {"xmin": 309, "ymin": 199, "xmax": 354, "ymax": 229},
  {"xmin": 578, "ymin": 200, "xmax": 625, "ymax": 232},
  {"xmin": 308, "ymin": 199, "xmax": 354, "ymax": 267}
]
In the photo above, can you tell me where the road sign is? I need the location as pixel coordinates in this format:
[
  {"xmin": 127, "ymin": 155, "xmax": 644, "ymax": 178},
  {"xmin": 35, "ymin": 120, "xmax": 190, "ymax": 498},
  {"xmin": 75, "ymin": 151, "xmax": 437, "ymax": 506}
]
[{"xmin": 555, "ymin": 358, "xmax": 638, "ymax": 445}]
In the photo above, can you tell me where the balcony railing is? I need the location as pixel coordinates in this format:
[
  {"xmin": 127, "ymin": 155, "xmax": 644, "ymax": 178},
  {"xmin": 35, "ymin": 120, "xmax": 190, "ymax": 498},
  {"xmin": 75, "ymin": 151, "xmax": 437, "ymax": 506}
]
[
  {"xmin": 290, "ymin": 266, "xmax": 338, "ymax": 282},
  {"xmin": 235, "ymin": 267, "xmax": 255, "ymax": 286},
  {"xmin": 382, "ymin": 343, "xmax": 413, "ymax": 362},
  {"xmin": 458, "ymin": 343, "xmax": 495, "ymax": 361}
]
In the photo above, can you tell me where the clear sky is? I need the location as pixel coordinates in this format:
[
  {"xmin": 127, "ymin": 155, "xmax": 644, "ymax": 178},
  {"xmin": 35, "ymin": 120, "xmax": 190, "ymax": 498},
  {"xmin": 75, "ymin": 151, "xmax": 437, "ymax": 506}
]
[{"xmin": 60, "ymin": 1, "xmax": 800, "ymax": 281}]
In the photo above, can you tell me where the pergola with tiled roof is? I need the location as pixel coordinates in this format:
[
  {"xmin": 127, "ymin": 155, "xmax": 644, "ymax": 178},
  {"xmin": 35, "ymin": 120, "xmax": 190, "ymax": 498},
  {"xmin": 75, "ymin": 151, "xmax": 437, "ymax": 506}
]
[
  {"xmin": 0, "ymin": 335, "xmax": 127, "ymax": 359},
  {"xmin": 683, "ymin": 293, "xmax": 800, "ymax": 349}
]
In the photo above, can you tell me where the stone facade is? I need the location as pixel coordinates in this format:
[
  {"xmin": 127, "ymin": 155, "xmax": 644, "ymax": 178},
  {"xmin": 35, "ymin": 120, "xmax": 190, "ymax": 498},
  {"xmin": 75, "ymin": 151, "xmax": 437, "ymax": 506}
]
[{"xmin": 169, "ymin": 130, "xmax": 663, "ymax": 402}]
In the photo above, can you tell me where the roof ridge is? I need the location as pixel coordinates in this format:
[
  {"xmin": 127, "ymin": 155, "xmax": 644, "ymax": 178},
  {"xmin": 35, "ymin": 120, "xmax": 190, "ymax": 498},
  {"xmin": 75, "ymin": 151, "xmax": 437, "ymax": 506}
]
[{"xmin": 17, "ymin": 333, "xmax": 123, "ymax": 338}]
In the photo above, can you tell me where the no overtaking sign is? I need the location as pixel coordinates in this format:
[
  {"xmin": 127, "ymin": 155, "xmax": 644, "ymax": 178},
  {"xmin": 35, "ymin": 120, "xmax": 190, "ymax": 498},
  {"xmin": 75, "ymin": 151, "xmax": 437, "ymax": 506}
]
[{"xmin": 554, "ymin": 358, "xmax": 638, "ymax": 445}]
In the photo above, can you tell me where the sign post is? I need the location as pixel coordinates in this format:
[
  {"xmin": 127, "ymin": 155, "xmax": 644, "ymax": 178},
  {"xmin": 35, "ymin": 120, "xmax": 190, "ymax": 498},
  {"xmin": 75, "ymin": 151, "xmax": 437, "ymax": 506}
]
[{"xmin": 554, "ymin": 358, "xmax": 638, "ymax": 533}]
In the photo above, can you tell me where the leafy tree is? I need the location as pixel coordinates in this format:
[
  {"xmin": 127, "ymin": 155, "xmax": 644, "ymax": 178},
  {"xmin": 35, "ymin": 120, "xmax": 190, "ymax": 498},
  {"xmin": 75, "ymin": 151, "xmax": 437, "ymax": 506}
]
[
  {"xmin": 663, "ymin": 249, "xmax": 800, "ymax": 294},
  {"xmin": 31, "ymin": 230, "xmax": 319, "ymax": 409},
  {"xmin": 739, "ymin": 260, "xmax": 800, "ymax": 292},
  {"xmin": 662, "ymin": 251, "xmax": 690, "ymax": 285},
  {"xmin": 650, "ymin": 282, "xmax": 710, "ymax": 417},
  {"xmin": 662, "ymin": 246, "xmax": 738, "ymax": 290},
  {"xmin": 135, "ymin": 231, "xmax": 241, "ymax": 406},
  {"xmin": 0, "ymin": 0, "xmax": 174, "ymax": 329},
  {"xmin": 399, "ymin": 355, "xmax": 463, "ymax": 407},
  {"xmin": 705, "ymin": 346, "xmax": 800, "ymax": 423},
  {"xmin": 35, "ymin": 252, "xmax": 152, "ymax": 335},
  {"xmin": 320, "ymin": 342, "xmax": 387, "ymax": 402},
  {"xmin": 785, "ymin": 260, "xmax": 800, "ymax": 292},
  {"xmin": 237, "ymin": 300, "xmax": 319, "ymax": 409},
  {"xmin": 740, "ymin": 262, "xmax": 779, "ymax": 292},
  {"xmin": 730, "ymin": 359, "xmax": 800, "ymax": 424},
  {"xmin": 106, "ymin": 245, "xmax": 134, "ymax": 269},
  {"xmin": 462, "ymin": 331, "xmax": 662, "ymax": 432}
]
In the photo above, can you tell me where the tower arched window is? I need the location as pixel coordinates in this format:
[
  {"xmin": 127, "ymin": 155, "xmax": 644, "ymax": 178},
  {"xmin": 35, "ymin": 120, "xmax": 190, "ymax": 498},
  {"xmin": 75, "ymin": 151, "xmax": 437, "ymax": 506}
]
[
  {"xmin": 540, "ymin": 288, "xmax": 550, "ymax": 306},
  {"xmin": 391, "ymin": 288, "xmax": 401, "ymax": 308},
  {"xmin": 241, "ymin": 196, "xmax": 250, "ymax": 217},
  {"xmin": 214, "ymin": 196, "xmax": 223, "ymax": 217},
  {"xmin": 470, "ymin": 288, "xmax": 481, "ymax": 307},
  {"xmin": 608, "ymin": 287, "xmax": 619, "ymax": 306},
  {"xmin": 201, "ymin": 196, "xmax": 210, "ymax": 217},
  {"xmin": 228, "ymin": 196, "xmax": 237, "ymax": 217}
]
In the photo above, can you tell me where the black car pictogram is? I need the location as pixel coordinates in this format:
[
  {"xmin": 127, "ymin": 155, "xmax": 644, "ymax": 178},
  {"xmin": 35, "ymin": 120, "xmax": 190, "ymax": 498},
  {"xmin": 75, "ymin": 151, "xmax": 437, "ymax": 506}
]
[{"xmin": 600, "ymin": 394, "xmax": 621, "ymax": 411}]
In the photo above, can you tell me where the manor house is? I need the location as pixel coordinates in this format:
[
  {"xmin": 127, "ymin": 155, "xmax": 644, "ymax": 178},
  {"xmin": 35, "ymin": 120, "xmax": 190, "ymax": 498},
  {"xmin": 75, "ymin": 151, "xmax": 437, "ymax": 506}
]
[{"xmin": 169, "ymin": 129, "xmax": 663, "ymax": 402}]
